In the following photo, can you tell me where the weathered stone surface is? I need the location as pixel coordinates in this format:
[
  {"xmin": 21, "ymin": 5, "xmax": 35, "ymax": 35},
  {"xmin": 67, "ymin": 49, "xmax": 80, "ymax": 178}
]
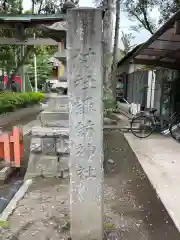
[
  {"xmin": 25, "ymin": 154, "xmax": 59, "ymax": 180},
  {"xmin": 56, "ymin": 136, "xmax": 69, "ymax": 154},
  {"xmin": 25, "ymin": 153, "xmax": 69, "ymax": 180},
  {"xmin": 30, "ymin": 137, "xmax": 42, "ymax": 153},
  {"xmin": 104, "ymin": 118, "xmax": 117, "ymax": 125},
  {"xmin": 67, "ymin": 8, "xmax": 103, "ymax": 240},
  {"xmin": 39, "ymin": 111, "xmax": 69, "ymax": 127},
  {"xmin": 43, "ymin": 120, "xmax": 69, "ymax": 128},
  {"xmin": 42, "ymin": 136, "xmax": 69, "ymax": 154},
  {"xmin": 30, "ymin": 127, "xmax": 69, "ymax": 154},
  {"xmin": 31, "ymin": 126, "xmax": 69, "ymax": 137},
  {"xmin": 54, "ymin": 50, "xmax": 67, "ymax": 61},
  {"xmin": 48, "ymin": 95, "xmax": 68, "ymax": 112}
]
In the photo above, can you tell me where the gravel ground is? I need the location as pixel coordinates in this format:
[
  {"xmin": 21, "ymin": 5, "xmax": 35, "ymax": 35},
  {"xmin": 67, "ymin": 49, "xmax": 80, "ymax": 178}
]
[{"xmin": 0, "ymin": 130, "xmax": 180, "ymax": 239}]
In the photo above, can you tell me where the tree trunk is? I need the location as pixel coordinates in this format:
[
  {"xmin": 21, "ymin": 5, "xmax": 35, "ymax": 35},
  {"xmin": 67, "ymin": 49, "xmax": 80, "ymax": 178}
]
[
  {"xmin": 102, "ymin": 0, "xmax": 116, "ymax": 92},
  {"xmin": 32, "ymin": 0, "xmax": 35, "ymax": 14},
  {"xmin": 111, "ymin": 0, "xmax": 120, "ymax": 102},
  {"xmin": 7, "ymin": 47, "xmax": 32, "ymax": 90}
]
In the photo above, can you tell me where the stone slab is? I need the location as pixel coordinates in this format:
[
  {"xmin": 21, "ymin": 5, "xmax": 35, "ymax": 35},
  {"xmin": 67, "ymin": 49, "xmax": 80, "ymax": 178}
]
[
  {"xmin": 25, "ymin": 154, "xmax": 69, "ymax": 180},
  {"xmin": 39, "ymin": 111, "xmax": 69, "ymax": 127},
  {"xmin": 30, "ymin": 136, "xmax": 69, "ymax": 154},
  {"xmin": 25, "ymin": 154, "xmax": 59, "ymax": 179},
  {"xmin": 47, "ymin": 101, "xmax": 68, "ymax": 112},
  {"xmin": 42, "ymin": 120, "xmax": 69, "ymax": 128},
  {"xmin": 31, "ymin": 126, "xmax": 69, "ymax": 137}
]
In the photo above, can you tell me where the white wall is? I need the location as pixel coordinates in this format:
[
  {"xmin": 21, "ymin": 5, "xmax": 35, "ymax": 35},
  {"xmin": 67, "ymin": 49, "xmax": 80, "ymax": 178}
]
[
  {"xmin": 146, "ymin": 71, "xmax": 156, "ymax": 109},
  {"xmin": 128, "ymin": 64, "xmax": 145, "ymax": 74}
]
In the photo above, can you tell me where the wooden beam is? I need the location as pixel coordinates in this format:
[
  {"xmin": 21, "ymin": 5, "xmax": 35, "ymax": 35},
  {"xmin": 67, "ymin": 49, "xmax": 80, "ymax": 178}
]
[
  {"xmin": 133, "ymin": 58, "xmax": 180, "ymax": 70},
  {"xmin": 0, "ymin": 38, "xmax": 58, "ymax": 45}
]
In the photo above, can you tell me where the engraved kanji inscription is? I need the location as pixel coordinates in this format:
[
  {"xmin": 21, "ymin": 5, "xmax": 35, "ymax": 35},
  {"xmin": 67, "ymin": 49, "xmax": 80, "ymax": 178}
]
[
  {"xmin": 74, "ymin": 74, "xmax": 83, "ymax": 87},
  {"xmin": 87, "ymin": 142, "xmax": 96, "ymax": 156},
  {"xmin": 75, "ymin": 119, "xmax": 95, "ymax": 137},
  {"xmin": 74, "ymin": 97, "xmax": 95, "ymax": 114},
  {"xmin": 75, "ymin": 143, "xmax": 84, "ymax": 157},
  {"xmin": 71, "ymin": 49, "xmax": 97, "ymax": 90},
  {"xmin": 76, "ymin": 165, "xmax": 96, "ymax": 179},
  {"xmin": 82, "ymin": 76, "xmax": 96, "ymax": 90},
  {"xmin": 75, "ymin": 142, "xmax": 96, "ymax": 159}
]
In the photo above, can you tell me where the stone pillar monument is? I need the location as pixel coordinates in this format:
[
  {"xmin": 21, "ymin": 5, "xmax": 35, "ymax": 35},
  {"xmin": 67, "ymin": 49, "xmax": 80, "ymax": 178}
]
[{"xmin": 67, "ymin": 8, "xmax": 104, "ymax": 240}]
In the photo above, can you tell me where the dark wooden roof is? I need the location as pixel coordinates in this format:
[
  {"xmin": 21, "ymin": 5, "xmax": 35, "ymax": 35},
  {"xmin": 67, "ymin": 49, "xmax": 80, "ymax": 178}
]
[
  {"xmin": 129, "ymin": 10, "xmax": 180, "ymax": 70},
  {"xmin": 0, "ymin": 14, "xmax": 65, "ymax": 27}
]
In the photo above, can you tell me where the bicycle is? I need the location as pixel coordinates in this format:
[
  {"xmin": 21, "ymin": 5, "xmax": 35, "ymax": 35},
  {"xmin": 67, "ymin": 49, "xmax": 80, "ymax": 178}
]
[{"xmin": 130, "ymin": 108, "xmax": 180, "ymax": 142}]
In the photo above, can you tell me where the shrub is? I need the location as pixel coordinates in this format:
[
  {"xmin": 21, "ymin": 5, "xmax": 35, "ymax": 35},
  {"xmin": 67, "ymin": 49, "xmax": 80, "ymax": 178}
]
[{"xmin": 0, "ymin": 92, "xmax": 45, "ymax": 114}]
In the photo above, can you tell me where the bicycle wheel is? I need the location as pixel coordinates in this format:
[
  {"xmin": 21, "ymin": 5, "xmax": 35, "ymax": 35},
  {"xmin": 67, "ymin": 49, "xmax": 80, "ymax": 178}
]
[
  {"xmin": 169, "ymin": 117, "xmax": 180, "ymax": 142},
  {"xmin": 131, "ymin": 115, "xmax": 154, "ymax": 138}
]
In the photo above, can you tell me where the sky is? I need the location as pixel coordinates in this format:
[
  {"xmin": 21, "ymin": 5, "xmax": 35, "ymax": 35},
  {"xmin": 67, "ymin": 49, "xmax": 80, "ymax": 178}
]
[{"xmin": 22, "ymin": 0, "xmax": 152, "ymax": 48}]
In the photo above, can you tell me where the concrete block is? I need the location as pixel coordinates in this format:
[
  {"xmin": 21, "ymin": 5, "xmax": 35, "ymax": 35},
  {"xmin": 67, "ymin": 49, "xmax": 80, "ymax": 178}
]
[
  {"xmin": 30, "ymin": 137, "xmax": 42, "ymax": 153},
  {"xmin": 39, "ymin": 111, "xmax": 69, "ymax": 127},
  {"xmin": 47, "ymin": 95, "xmax": 68, "ymax": 112},
  {"xmin": 25, "ymin": 153, "xmax": 69, "ymax": 180},
  {"xmin": 41, "ymin": 136, "xmax": 69, "ymax": 154},
  {"xmin": 56, "ymin": 136, "xmax": 69, "ymax": 154},
  {"xmin": 31, "ymin": 126, "xmax": 69, "ymax": 137},
  {"xmin": 25, "ymin": 154, "xmax": 59, "ymax": 179},
  {"xmin": 58, "ymin": 155, "xmax": 69, "ymax": 171}
]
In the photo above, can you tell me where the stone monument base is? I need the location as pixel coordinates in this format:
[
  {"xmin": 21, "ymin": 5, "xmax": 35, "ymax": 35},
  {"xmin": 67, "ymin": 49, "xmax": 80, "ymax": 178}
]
[{"xmin": 25, "ymin": 154, "xmax": 69, "ymax": 180}]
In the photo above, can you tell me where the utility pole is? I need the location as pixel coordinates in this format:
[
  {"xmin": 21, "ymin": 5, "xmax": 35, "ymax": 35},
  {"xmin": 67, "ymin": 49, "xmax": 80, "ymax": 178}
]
[
  {"xmin": 34, "ymin": 33, "xmax": 38, "ymax": 92},
  {"xmin": 20, "ymin": 45, "xmax": 25, "ymax": 92},
  {"xmin": 111, "ymin": 0, "xmax": 121, "ymax": 102},
  {"xmin": 102, "ymin": 0, "xmax": 116, "ymax": 92}
]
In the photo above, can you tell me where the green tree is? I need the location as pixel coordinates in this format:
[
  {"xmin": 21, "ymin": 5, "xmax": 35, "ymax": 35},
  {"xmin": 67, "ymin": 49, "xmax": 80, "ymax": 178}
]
[
  {"xmin": 0, "ymin": 0, "xmax": 22, "ymax": 87},
  {"xmin": 0, "ymin": 0, "xmax": 79, "ymax": 90},
  {"xmin": 122, "ymin": 0, "xmax": 180, "ymax": 35},
  {"xmin": 157, "ymin": 0, "xmax": 180, "ymax": 24},
  {"xmin": 31, "ymin": 0, "xmax": 78, "ymax": 14},
  {"xmin": 121, "ymin": 31, "xmax": 135, "ymax": 54},
  {"xmin": 122, "ymin": 0, "xmax": 156, "ymax": 35},
  {"xmin": 25, "ymin": 51, "xmax": 53, "ymax": 89},
  {"xmin": 0, "ymin": 0, "xmax": 22, "ymax": 13}
]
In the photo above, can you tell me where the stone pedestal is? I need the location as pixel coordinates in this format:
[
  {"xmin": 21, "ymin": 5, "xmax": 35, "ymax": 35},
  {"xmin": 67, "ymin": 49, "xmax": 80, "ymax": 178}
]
[
  {"xmin": 25, "ymin": 93, "xmax": 70, "ymax": 180},
  {"xmin": 48, "ymin": 95, "xmax": 68, "ymax": 111},
  {"xmin": 67, "ymin": 8, "xmax": 104, "ymax": 240},
  {"xmin": 25, "ymin": 127, "xmax": 69, "ymax": 180}
]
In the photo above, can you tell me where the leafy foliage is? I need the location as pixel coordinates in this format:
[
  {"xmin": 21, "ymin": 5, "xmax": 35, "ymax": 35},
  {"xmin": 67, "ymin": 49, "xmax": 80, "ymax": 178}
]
[
  {"xmin": 0, "ymin": 92, "xmax": 45, "ymax": 114},
  {"xmin": 121, "ymin": 31, "xmax": 135, "ymax": 54},
  {"xmin": 0, "ymin": 0, "xmax": 79, "ymax": 90},
  {"xmin": 31, "ymin": 0, "xmax": 78, "ymax": 14},
  {"xmin": 25, "ymin": 48, "xmax": 55, "ymax": 89},
  {"xmin": 122, "ymin": 0, "xmax": 180, "ymax": 34},
  {"xmin": 0, "ymin": 0, "xmax": 22, "ymax": 13},
  {"xmin": 122, "ymin": 0, "xmax": 157, "ymax": 35},
  {"xmin": 157, "ymin": 0, "xmax": 180, "ymax": 24}
]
